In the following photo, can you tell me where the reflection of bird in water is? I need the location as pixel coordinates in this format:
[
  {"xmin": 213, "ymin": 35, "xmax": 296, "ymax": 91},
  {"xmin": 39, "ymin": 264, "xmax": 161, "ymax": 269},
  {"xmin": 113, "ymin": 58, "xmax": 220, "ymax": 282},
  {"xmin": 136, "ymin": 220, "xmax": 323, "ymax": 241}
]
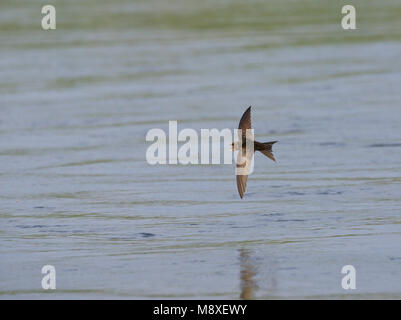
[
  {"xmin": 232, "ymin": 106, "xmax": 277, "ymax": 198},
  {"xmin": 239, "ymin": 248, "xmax": 258, "ymax": 300}
]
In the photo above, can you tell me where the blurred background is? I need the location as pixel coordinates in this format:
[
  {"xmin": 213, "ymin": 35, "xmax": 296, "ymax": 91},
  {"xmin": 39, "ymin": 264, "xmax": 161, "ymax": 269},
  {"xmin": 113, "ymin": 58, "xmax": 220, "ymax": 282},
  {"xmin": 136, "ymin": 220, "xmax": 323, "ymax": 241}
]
[{"xmin": 1, "ymin": 0, "xmax": 401, "ymax": 299}]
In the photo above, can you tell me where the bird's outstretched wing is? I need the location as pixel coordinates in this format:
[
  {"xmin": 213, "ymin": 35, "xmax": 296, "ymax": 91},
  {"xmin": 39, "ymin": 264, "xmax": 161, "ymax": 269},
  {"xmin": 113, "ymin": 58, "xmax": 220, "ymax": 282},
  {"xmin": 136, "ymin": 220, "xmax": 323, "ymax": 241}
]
[
  {"xmin": 236, "ymin": 146, "xmax": 254, "ymax": 198},
  {"xmin": 236, "ymin": 174, "xmax": 248, "ymax": 199},
  {"xmin": 238, "ymin": 106, "xmax": 253, "ymax": 141}
]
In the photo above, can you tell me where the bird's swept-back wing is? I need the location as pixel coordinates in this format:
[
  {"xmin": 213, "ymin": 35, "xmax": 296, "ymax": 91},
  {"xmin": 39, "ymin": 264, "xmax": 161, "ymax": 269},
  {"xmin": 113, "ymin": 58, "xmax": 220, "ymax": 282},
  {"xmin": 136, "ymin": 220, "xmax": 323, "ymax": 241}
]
[
  {"xmin": 236, "ymin": 174, "xmax": 247, "ymax": 199},
  {"xmin": 238, "ymin": 106, "xmax": 253, "ymax": 141},
  {"xmin": 236, "ymin": 146, "xmax": 254, "ymax": 198}
]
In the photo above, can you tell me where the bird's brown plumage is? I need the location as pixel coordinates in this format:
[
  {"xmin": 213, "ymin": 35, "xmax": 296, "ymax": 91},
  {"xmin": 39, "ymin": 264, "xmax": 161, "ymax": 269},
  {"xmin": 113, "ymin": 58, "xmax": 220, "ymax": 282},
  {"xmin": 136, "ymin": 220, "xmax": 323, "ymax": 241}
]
[
  {"xmin": 235, "ymin": 106, "xmax": 277, "ymax": 198},
  {"xmin": 238, "ymin": 106, "xmax": 252, "ymax": 139}
]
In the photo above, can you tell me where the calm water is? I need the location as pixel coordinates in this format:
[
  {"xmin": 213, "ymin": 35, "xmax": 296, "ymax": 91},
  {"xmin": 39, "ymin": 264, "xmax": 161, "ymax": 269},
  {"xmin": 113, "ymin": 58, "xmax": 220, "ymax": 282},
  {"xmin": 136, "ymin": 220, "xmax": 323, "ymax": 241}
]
[{"xmin": 1, "ymin": 0, "xmax": 401, "ymax": 299}]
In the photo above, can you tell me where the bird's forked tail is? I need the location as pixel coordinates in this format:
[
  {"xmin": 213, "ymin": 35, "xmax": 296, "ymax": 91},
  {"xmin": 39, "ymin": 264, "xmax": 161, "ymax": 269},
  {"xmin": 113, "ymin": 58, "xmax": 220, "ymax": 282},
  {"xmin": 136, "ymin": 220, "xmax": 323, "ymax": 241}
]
[{"xmin": 258, "ymin": 141, "xmax": 277, "ymax": 162}]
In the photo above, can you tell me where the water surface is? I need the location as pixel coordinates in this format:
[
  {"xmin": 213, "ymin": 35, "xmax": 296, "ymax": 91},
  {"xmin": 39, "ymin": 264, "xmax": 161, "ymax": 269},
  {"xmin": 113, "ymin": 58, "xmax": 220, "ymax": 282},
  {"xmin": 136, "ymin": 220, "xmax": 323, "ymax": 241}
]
[{"xmin": 1, "ymin": 0, "xmax": 401, "ymax": 299}]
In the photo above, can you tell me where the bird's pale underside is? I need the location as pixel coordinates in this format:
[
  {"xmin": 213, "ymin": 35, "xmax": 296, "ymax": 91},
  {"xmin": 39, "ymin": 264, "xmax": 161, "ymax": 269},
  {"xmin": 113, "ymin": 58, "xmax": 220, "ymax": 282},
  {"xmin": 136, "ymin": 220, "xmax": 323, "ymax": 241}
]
[{"xmin": 234, "ymin": 106, "xmax": 277, "ymax": 199}]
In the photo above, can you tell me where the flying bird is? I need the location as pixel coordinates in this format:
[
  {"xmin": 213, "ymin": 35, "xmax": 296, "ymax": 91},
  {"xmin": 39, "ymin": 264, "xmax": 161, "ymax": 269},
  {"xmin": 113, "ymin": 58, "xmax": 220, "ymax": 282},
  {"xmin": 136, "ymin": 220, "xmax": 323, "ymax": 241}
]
[{"xmin": 232, "ymin": 106, "xmax": 277, "ymax": 198}]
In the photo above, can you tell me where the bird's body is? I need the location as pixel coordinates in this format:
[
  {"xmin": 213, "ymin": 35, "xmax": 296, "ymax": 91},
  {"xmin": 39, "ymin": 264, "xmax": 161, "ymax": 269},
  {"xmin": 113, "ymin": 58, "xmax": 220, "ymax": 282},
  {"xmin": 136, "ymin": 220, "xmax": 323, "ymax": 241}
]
[{"xmin": 232, "ymin": 106, "xmax": 277, "ymax": 198}]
